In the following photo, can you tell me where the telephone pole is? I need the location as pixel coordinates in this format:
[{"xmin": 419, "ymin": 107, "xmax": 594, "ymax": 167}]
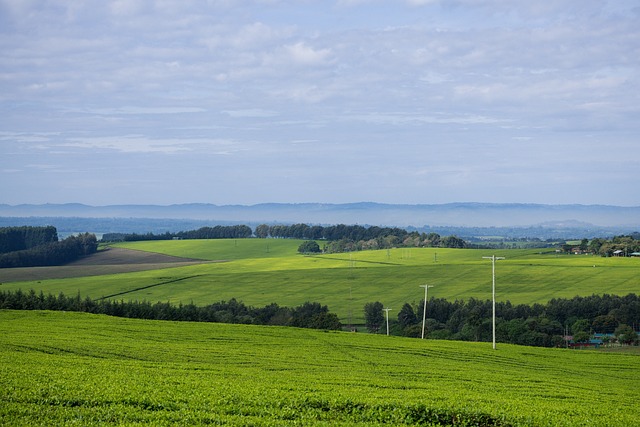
[
  {"xmin": 483, "ymin": 255, "xmax": 505, "ymax": 350},
  {"xmin": 383, "ymin": 308, "xmax": 392, "ymax": 336},
  {"xmin": 419, "ymin": 285, "xmax": 433, "ymax": 339}
]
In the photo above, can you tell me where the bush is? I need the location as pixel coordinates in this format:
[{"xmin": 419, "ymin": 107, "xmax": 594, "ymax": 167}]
[{"xmin": 298, "ymin": 240, "xmax": 321, "ymax": 253}]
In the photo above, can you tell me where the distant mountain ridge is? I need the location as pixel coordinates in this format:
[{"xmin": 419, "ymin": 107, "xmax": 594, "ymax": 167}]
[{"xmin": 1, "ymin": 202, "xmax": 639, "ymax": 229}]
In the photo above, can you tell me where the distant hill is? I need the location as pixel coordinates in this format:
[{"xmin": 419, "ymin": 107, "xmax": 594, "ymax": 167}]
[{"xmin": 1, "ymin": 202, "xmax": 639, "ymax": 229}]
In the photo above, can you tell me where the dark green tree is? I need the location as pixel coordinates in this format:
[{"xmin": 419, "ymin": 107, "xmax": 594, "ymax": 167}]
[
  {"xmin": 571, "ymin": 319, "xmax": 591, "ymax": 334},
  {"xmin": 579, "ymin": 238, "xmax": 589, "ymax": 252},
  {"xmin": 397, "ymin": 302, "xmax": 418, "ymax": 329},
  {"xmin": 440, "ymin": 235, "xmax": 467, "ymax": 249},
  {"xmin": 308, "ymin": 312, "xmax": 342, "ymax": 330},
  {"xmin": 290, "ymin": 302, "xmax": 330, "ymax": 328},
  {"xmin": 298, "ymin": 240, "xmax": 321, "ymax": 254},
  {"xmin": 255, "ymin": 224, "xmax": 270, "ymax": 238},
  {"xmin": 573, "ymin": 331, "xmax": 591, "ymax": 344},
  {"xmin": 615, "ymin": 324, "xmax": 638, "ymax": 345},
  {"xmin": 592, "ymin": 315, "xmax": 618, "ymax": 333},
  {"xmin": 364, "ymin": 301, "xmax": 384, "ymax": 333}
]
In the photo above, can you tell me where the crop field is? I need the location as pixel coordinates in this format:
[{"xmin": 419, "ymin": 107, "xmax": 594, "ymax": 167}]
[
  {"xmin": 1, "ymin": 310, "xmax": 638, "ymax": 426},
  {"xmin": 1, "ymin": 239, "xmax": 638, "ymax": 324},
  {"xmin": 0, "ymin": 246, "xmax": 210, "ymax": 282}
]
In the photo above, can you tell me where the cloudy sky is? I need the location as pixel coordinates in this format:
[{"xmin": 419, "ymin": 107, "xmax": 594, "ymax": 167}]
[{"xmin": 1, "ymin": 0, "xmax": 639, "ymax": 206}]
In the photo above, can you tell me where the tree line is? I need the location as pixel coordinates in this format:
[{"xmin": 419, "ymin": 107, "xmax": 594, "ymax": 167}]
[
  {"xmin": 258, "ymin": 223, "xmax": 467, "ymax": 251},
  {"xmin": 0, "ymin": 290, "xmax": 341, "ymax": 330},
  {"xmin": 101, "ymin": 223, "xmax": 469, "ymax": 251},
  {"xmin": 102, "ymin": 225, "xmax": 253, "ymax": 242},
  {"xmin": 0, "ymin": 226, "xmax": 58, "ymax": 254},
  {"xmin": 0, "ymin": 227, "xmax": 97, "ymax": 268},
  {"xmin": 1, "ymin": 288, "xmax": 637, "ymax": 347},
  {"xmin": 363, "ymin": 293, "xmax": 640, "ymax": 347}
]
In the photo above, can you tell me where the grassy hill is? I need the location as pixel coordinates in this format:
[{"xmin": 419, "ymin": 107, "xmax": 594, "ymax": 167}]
[
  {"xmin": 1, "ymin": 310, "xmax": 638, "ymax": 426},
  {"xmin": 1, "ymin": 239, "xmax": 638, "ymax": 324}
]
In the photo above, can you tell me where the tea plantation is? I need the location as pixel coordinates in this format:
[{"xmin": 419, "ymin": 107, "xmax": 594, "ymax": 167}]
[{"xmin": 1, "ymin": 310, "xmax": 638, "ymax": 426}]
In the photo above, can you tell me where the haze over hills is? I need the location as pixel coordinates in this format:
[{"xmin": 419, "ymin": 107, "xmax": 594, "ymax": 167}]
[{"xmin": 1, "ymin": 202, "xmax": 639, "ymax": 230}]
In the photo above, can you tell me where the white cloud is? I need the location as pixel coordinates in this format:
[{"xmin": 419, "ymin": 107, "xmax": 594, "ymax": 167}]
[
  {"xmin": 88, "ymin": 107, "xmax": 207, "ymax": 115},
  {"xmin": 222, "ymin": 109, "xmax": 279, "ymax": 118},
  {"xmin": 56, "ymin": 136, "xmax": 236, "ymax": 154},
  {"xmin": 283, "ymin": 42, "xmax": 334, "ymax": 66},
  {"xmin": 1, "ymin": 0, "xmax": 639, "ymax": 206},
  {"xmin": 405, "ymin": 0, "xmax": 438, "ymax": 5},
  {"xmin": 348, "ymin": 112, "xmax": 507, "ymax": 126}
]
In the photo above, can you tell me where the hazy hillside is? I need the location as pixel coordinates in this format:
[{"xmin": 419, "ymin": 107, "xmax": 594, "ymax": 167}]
[{"xmin": 1, "ymin": 202, "xmax": 639, "ymax": 228}]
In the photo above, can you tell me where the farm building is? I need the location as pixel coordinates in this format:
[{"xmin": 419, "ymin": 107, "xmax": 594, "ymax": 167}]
[{"xmin": 569, "ymin": 339, "xmax": 603, "ymax": 349}]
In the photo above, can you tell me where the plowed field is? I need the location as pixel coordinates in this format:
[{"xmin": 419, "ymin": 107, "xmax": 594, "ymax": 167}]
[{"xmin": 0, "ymin": 247, "xmax": 215, "ymax": 283}]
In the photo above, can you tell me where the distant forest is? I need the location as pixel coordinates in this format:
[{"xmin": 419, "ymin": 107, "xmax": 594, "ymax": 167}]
[
  {"xmin": 2, "ymin": 215, "xmax": 638, "ymax": 241},
  {"xmin": 101, "ymin": 223, "xmax": 640, "ymax": 255},
  {"xmin": 0, "ymin": 226, "xmax": 98, "ymax": 268},
  {"xmin": 102, "ymin": 223, "xmax": 469, "ymax": 250},
  {"xmin": 102, "ymin": 225, "xmax": 252, "ymax": 242},
  {"xmin": 0, "ymin": 225, "xmax": 58, "ymax": 253}
]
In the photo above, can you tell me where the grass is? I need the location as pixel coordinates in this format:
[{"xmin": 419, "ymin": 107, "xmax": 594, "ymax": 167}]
[
  {"xmin": 1, "ymin": 310, "xmax": 639, "ymax": 426},
  {"xmin": 1, "ymin": 239, "xmax": 638, "ymax": 324}
]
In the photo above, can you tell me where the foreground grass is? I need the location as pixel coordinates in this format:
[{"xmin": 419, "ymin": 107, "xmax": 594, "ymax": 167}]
[
  {"xmin": 1, "ymin": 310, "xmax": 638, "ymax": 426},
  {"xmin": 2, "ymin": 240, "xmax": 638, "ymax": 324}
]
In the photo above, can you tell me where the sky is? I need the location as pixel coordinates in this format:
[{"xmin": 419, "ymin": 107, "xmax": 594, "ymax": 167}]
[{"xmin": 1, "ymin": 0, "xmax": 639, "ymax": 207}]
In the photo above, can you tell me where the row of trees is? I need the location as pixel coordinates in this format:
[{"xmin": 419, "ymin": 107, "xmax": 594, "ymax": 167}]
[
  {"xmin": 2, "ymin": 288, "xmax": 637, "ymax": 347},
  {"xmin": 0, "ymin": 290, "xmax": 342, "ymax": 330},
  {"xmin": 0, "ymin": 231, "xmax": 97, "ymax": 268},
  {"xmin": 102, "ymin": 225, "xmax": 253, "ymax": 242},
  {"xmin": 0, "ymin": 226, "xmax": 58, "ymax": 254},
  {"xmin": 256, "ymin": 223, "xmax": 409, "ymax": 241},
  {"xmin": 321, "ymin": 234, "xmax": 467, "ymax": 253},
  {"xmin": 101, "ymin": 222, "xmax": 469, "ymax": 252},
  {"xmin": 363, "ymin": 293, "xmax": 640, "ymax": 347},
  {"xmin": 257, "ymin": 223, "xmax": 467, "ymax": 250}
]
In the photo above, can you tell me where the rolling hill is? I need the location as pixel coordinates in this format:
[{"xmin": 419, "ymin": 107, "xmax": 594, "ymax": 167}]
[
  {"xmin": 1, "ymin": 240, "xmax": 638, "ymax": 324},
  {"xmin": 1, "ymin": 310, "xmax": 638, "ymax": 426}
]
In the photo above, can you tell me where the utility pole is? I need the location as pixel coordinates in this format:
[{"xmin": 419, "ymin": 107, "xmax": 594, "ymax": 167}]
[
  {"xmin": 419, "ymin": 285, "xmax": 433, "ymax": 339},
  {"xmin": 383, "ymin": 308, "xmax": 392, "ymax": 336},
  {"xmin": 348, "ymin": 287, "xmax": 353, "ymax": 331},
  {"xmin": 483, "ymin": 255, "xmax": 505, "ymax": 350}
]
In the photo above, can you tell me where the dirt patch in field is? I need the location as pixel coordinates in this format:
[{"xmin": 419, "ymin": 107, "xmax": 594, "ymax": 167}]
[
  {"xmin": 0, "ymin": 247, "xmax": 221, "ymax": 283},
  {"xmin": 69, "ymin": 247, "xmax": 207, "ymax": 265}
]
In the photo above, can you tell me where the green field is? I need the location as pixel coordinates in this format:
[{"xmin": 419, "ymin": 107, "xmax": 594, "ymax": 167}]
[
  {"xmin": 1, "ymin": 239, "xmax": 638, "ymax": 324},
  {"xmin": 1, "ymin": 310, "xmax": 638, "ymax": 426}
]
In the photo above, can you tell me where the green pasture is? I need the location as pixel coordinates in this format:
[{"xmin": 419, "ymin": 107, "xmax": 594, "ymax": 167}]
[
  {"xmin": 111, "ymin": 237, "xmax": 302, "ymax": 261},
  {"xmin": 2, "ymin": 239, "xmax": 639, "ymax": 323},
  {"xmin": 1, "ymin": 310, "xmax": 638, "ymax": 426}
]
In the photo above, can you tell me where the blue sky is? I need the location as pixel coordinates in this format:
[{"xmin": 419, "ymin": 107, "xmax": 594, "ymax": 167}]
[{"xmin": 1, "ymin": 0, "xmax": 638, "ymax": 206}]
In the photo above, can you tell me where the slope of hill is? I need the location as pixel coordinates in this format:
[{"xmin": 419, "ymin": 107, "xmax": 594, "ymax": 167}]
[
  {"xmin": 2, "ymin": 241, "xmax": 638, "ymax": 323},
  {"xmin": 1, "ymin": 310, "xmax": 638, "ymax": 426}
]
